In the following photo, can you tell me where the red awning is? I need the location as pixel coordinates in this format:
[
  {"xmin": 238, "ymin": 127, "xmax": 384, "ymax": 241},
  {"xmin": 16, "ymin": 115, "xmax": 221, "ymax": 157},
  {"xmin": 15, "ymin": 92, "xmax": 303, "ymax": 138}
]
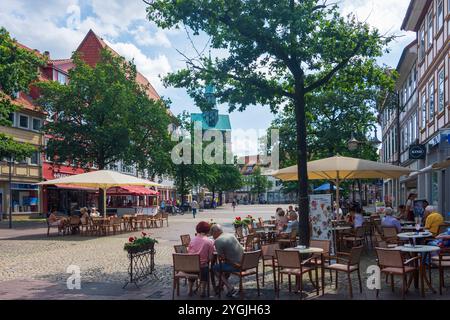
[
  {"xmin": 53, "ymin": 184, "xmax": 98, "ymax": 191},
  {"xmin": 106, "ymin": 186, "xmax": 158, "ymax": 196}
]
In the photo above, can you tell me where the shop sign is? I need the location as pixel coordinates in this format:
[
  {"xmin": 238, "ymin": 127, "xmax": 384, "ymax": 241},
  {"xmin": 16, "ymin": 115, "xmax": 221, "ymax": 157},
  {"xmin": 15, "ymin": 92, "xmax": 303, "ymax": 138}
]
[
  {"xmin": 409, "ymin": 144, "xmax": 426, "ymax": 160},
  {"xmin": 53, "ymin": 172, "xmax": 72, "ymax": 179}
]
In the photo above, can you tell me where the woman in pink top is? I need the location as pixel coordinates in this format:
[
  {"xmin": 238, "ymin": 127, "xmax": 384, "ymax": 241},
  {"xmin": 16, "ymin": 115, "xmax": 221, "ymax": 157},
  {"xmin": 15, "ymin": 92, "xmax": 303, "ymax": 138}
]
[{"xmin": 188, "ymin": 221, "xmax": 214, "ymax": 297}]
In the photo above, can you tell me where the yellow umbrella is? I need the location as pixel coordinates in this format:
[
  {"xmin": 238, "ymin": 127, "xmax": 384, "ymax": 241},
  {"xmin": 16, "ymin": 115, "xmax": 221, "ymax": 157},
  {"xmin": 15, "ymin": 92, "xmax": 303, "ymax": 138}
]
[
  {"xmin": 37, "ymin": 170, "xmax": 161, "ymax": 217},
  {"xmin": 270, "ymin": 155, "xmax": 415, "ymax": 253},
  {"xmin": 271, "ymin": 155, "xmax": 415, "ymax": 213}
]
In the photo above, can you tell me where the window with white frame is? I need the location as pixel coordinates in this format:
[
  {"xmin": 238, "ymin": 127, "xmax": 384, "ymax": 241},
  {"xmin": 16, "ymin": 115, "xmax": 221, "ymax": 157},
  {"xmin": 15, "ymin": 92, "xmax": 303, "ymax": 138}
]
[
  {"xmin": 437, "ymin": 0, "xmax": 444, "ymax": 30},
  {"xmin": 427, "ymin": 10, "xmax": 433, "ymax": 48},
  {"xmin": 421, "ymin": 92, "xmax": 427, "ymax": 128},
  {"xmin": 429, "ymin": 80, "xmax": 435, "ymax": 119},
  {"xmin": 419, "ymin": 26, "xmax": 425, "ymax": 61},
  {"xmin": 19, "ymin": 114, "xmax": 29, "ymax": 129},
  {"xmin": 32, "ymin": 118, "xmax": 41, "ymax": 131},
  {"xmin": 438, "ymin": 68, "xmax": 444, "ymax": 113},
  {"xmin": 57, "ymin": 72, "xmax": 66, "ymax": 85},
  {"xmin": 30, "ymin": 151, "xmax": 39, "ymax": 165}
]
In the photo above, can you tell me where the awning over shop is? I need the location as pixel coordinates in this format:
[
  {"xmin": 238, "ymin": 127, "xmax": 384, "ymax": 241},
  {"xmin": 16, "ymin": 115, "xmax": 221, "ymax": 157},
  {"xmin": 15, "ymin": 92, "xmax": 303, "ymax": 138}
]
[{"xmin": 106, "ymin": 186, "xmax": 159, "ymax": 196}]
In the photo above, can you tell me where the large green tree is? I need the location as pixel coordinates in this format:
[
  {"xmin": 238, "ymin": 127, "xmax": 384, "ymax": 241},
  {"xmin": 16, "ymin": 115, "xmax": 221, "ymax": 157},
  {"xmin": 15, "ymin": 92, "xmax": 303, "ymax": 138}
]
[
  {"xmin": 246, "ymin": 166, "xmax": 273, "ymax": 202},
  {"xmin": 0, "ymin": 27, "xmax": 44, "ymax": 160},
  {"xmin": 37, "ymin": 49, "xmax": 174, "ymax": 212},
  {"xmin": 146, "ymin": 0, "xmax": 393, "ymax": 245},
  {"xmin": 37, "ymin": 50, "xmax": 173, "ymax": 172}
]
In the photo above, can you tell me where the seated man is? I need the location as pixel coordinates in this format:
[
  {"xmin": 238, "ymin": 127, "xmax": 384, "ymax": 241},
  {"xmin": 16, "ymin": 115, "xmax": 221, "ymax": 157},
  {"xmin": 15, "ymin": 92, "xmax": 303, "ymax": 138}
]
[
  {"xmin": 381, "ymin": 207, "xmax": 401, "ymax": 233},
  {"xmin": 279, "ymin": 212, "xmax": 299, "ymax": 239},
  {"xmin": 424, "ymin": 206, "xmax": 444, "ymax": 236},
  {"xmin": 211, "ymin": 224, "xmax": 243, "ymax": 298}
]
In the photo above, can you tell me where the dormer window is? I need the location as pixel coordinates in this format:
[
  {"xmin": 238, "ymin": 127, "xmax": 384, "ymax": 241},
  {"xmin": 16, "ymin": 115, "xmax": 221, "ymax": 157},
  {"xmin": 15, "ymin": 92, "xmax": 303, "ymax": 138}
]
[{"xmin": 57, "ymin": 72, "xmax": 66, "ymax": 85}]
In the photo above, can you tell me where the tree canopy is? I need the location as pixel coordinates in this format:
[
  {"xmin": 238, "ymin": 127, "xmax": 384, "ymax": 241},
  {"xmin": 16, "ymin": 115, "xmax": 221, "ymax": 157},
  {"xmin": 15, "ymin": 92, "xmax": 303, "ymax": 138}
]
[
  {"xmin": 0, "ymin": 27, "xmax": 44, "ymax": 160},
  {"xmin": 37, "ymin": 49, "xmax": 174, "ymax": 175},
  {"xmin": 146, "ymin": 0, "xmax": 394, "ymax": 245}
]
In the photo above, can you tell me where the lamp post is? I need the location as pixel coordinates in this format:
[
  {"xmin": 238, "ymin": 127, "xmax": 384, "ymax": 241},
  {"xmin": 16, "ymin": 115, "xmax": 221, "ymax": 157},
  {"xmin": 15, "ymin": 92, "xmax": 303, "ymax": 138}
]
[
  {"xmin": 346, "ymin": 126, "xmax": 382, "ymax": 206},
  {"xmin": 7, "ymin": 156, "xmax": 13, "ymax": 229}
]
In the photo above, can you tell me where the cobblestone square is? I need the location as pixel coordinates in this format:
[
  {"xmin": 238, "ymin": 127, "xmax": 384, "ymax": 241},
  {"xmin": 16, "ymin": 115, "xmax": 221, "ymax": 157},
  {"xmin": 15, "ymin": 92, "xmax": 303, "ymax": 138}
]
[{"xmin": 0, "ymin": 204, "xmax": 449, "ymax": 300}]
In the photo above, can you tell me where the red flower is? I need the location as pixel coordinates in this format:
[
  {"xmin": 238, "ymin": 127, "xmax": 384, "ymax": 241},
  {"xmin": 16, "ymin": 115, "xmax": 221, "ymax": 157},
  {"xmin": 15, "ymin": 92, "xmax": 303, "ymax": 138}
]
[
  {"xmin": 235, "ymin": 217, "xmax": 241, "ymax": 221},
  {"xmin": 142, "ymin": 232, "xmax": 147, "ymax": 236},
  {"xmin": 128, "ymin": 237, "xmax": 135, "ymax": 243}
]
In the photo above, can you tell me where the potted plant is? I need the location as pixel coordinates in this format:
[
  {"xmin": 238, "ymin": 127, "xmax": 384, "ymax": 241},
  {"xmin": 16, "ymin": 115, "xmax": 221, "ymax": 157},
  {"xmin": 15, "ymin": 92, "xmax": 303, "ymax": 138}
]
[{"xmin": 124, "ymin": 232, "xmax": 158, "ymax": 254}]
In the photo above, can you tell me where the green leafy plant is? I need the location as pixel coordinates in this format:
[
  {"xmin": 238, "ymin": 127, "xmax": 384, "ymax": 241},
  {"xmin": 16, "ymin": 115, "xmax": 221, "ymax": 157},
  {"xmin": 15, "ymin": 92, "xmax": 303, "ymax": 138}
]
[{"xmin": 124, "ymin": 232, "xmax": 158, "ymax": 252}]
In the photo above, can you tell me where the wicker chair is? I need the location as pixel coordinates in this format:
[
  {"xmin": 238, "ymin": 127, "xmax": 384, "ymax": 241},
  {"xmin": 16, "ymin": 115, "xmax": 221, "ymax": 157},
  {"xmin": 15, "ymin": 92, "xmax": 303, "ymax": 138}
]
[
  {"xmin": 310, "ymin": 239, "xmax": 333, "ymax": 283},
  {"xmin": 375, "ymin": 247, "xmax": 419, "ymax": 299},
  {"xmin": 342, "ymin": 227, "xmax": 366, "ymax": 248},
  {"xmin": 174, "ymin": 245, "xmax": 188, "ymax": 253},
  {"xmin": 431, "ymin": 247, "xmax": 450, "ymax": 295},
  {"xmin": 172, "ymin": 254, "xmax": 201, "ymax": 299},
  {"xmin": 111, "ymin": 217, "xmax": 123, "ymax": 234},
  {"xmin": 162, "ymin": 212, "xmax": 169, "ymax": 227},
  {"xmin": 382, "ymin": 226, "xmax": 399, "ymax": 244},
  {"xmin": 275, "ymin": 249, "xmax": 319, "ymax": 298},
  {"xmin": 325, "ymin": 246, "xmax": 364, "ymax": 298},
  {"xmin": 244, "ymin": 233, "xmax": 261, "ymax": 251},
  {"xmin": 180, "ymin": 234, "xmax": 191, "ymax": 247},
  {"xmin": 217, "ymin": 250, "xmax": 261, "ymax": 299},
  {"xmin": 261, "ymin": 243, "xmax": 279, "ymax": 290},
  {"xmin": 134, "ymin": 215, "xmax": 146, "ymax": 230},
  {"xmin": 276, "ymin": 228, "xmax": 298, "ymax": 248}
]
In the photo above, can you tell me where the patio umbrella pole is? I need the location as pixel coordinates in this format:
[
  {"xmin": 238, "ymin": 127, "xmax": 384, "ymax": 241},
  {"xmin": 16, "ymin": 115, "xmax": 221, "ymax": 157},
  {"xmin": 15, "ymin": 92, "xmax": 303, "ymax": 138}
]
[
  {"xmin": 103, "ymin": 188, "xmax": 107, "ymax": 218},
  {"xmin": 334, "ymin": 173, "xmax": 340, "ymax": 256}
]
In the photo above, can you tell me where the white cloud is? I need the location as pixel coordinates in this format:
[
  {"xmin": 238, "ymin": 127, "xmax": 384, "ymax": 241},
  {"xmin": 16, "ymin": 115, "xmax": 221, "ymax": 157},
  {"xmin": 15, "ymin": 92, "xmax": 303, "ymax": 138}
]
[
  {"xmin": 131, "ymin": 25, "xmax": 172, "ymax": 48},
  {"xmin": 105, "ymin": 40, "xmax": 172, "ymax": 91}
]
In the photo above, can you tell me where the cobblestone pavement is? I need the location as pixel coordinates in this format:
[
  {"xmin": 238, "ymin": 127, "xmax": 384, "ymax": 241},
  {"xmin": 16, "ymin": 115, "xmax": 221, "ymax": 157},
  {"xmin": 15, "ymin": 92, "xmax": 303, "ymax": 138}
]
[{"xmin": 0, "ymin": 204, "xmax": 449, "ymax": 300}]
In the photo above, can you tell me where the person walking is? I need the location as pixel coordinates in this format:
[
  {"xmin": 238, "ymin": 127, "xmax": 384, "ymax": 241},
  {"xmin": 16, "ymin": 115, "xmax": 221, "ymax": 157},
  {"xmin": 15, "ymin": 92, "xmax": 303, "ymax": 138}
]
[
  {"xmin": 232, "ymin": 199, "xmax": 236, "ymax": 212},
  {"xmin": 191, "ymin": 199, "xmax": 199, "ymax": 219}
]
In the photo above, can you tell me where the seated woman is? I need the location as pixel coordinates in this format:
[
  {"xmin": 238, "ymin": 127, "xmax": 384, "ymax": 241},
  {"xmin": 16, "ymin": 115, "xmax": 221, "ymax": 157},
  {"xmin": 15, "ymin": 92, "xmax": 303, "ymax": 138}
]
[
  {"xmin": 47, "ymin": 208, "xmax": 65, "ymax": 233},
  {"xmin": 275, "ymin": 209, "xmax": 288, "ymax": 232},
  {"xmin": 188, "ymin": 221, "xmax": 215, "ymax": 297},
  {"xmin": 80, "ymin": 207, "xmax": 90, "ymax": 224}
]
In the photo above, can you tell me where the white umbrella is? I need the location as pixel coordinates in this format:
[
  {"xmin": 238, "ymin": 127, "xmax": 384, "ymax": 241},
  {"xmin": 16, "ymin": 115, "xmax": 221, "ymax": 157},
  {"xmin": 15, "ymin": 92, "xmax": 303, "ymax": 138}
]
[{"xmin": 38, "ymin": 170, "xmax": 161, "ymax": 217}]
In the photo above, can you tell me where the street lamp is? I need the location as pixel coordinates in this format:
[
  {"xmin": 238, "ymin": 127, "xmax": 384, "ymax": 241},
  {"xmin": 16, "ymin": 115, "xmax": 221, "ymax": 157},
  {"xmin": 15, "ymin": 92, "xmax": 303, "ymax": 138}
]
[{"xmin": 347, "ymin": 127, "xmax": 381, "ymax": 151}]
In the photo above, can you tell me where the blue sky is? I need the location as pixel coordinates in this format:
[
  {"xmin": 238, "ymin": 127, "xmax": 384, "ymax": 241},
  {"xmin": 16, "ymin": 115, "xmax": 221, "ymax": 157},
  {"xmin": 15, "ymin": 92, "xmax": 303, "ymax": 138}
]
[{"xmin": 0, "ymin": 0, "xmax": 415, "ymax": 155}]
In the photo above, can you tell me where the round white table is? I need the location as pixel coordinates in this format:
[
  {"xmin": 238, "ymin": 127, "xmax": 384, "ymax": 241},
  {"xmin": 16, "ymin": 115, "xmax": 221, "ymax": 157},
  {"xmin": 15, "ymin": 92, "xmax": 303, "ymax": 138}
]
[
  {"xmin": 395, "ymin": 245, "xmax": 440, "ymax": 297},
  {"xmin": 285, "ymin": 246, "xmax": 324, "ymax": 254},
  {"xmin": 397, "ymin": 231, "xmax": 432, "ymax": 240}
]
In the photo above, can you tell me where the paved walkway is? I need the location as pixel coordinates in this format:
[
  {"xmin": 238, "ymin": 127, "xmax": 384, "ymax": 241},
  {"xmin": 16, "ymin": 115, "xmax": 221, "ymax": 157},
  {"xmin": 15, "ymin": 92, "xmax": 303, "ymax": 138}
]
[{"xmin": 0, "ymin": 204, "xmax": 448, "ymax": 300}]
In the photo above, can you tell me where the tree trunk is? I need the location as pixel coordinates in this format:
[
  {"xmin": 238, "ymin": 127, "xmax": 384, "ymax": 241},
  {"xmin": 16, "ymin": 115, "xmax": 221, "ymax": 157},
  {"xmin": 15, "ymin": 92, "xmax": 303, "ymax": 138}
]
[
  {"xmin": 294, "ymin": 91, "xmax": 310, "ymax": 247},
  {"xmin": 98, "ymin": 162, "xmax": 105, "ymax": 215}
]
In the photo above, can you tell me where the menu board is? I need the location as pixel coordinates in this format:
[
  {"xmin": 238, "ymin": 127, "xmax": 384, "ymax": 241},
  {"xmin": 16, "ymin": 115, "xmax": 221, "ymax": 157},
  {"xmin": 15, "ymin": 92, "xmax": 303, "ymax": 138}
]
[{"xmin": 309, "ymin": 194, "xmax": 332, "ymax": 241}]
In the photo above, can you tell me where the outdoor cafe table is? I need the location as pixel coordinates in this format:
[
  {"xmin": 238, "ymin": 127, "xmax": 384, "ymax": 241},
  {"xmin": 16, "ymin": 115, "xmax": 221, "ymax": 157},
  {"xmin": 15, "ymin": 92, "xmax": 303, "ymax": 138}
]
[
  {"xmin": 395, "ymin": 245, "xmax": 440, "ymax": 297},
  {"xmin": 285, "ymin": 246, "xmax": 325, "ymax": 296},
  {"xmin": 401, "ymin": 225, "xmax": 425, "ymax": 232},
  {"xmin": 397, "ymin": 231, "xmax": 433, "ymax": 246},
  {"xmin": 400, "ymin": 220, "xmax": 416, "ymax": 225}
]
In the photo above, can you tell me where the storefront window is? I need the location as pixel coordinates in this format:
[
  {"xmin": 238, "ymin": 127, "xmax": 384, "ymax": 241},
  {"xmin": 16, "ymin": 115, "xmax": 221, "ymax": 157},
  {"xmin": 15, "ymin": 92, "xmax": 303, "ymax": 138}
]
[
  {"xmin": 11, "ymin": 184, "xmax": 39, "ymax": 213},
  {"xmin": 430, "ymin": 171, "xmax": 439, "ymax": 206}
]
